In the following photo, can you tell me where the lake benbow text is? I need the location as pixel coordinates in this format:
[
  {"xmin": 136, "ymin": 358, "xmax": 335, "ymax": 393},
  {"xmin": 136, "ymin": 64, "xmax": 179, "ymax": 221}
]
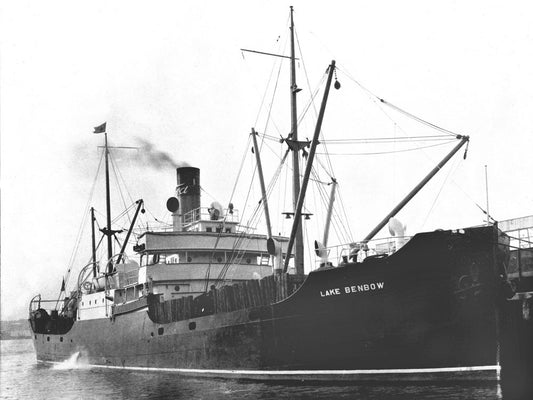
[{"xmin": 320, "ymin": 282, "xmax": 385, "ymax": 297}]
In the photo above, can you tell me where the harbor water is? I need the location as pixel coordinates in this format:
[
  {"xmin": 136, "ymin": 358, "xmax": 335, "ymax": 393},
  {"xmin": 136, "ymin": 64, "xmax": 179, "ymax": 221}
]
[{"xmin": 1, "ymin": 339, "xmax": 507, "ymax": 400}]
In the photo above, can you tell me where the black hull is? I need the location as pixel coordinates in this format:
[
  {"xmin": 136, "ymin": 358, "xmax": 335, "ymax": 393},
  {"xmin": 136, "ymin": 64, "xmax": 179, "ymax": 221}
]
[{"xmin": 31, "ymin": 226, "xmax": 507, "ymax": 381}]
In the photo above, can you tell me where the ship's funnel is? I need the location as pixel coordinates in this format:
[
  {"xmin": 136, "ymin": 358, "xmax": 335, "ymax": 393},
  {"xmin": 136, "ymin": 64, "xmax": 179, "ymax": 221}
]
[{"xmin": 176, "ymin": 167, "xmax": 201, "ymax": 226}]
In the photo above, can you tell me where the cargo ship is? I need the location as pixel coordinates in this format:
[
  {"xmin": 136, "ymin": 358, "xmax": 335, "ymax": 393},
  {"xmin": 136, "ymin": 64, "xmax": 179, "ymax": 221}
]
[{"xmin": 29, "ymin": 7, "xmax": 515, "ymax": 381}]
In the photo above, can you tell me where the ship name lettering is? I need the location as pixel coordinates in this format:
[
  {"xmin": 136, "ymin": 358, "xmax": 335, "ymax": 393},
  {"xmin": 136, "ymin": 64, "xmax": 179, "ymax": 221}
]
[
  {"xmin": 344, "ymin": 282, "xmax": 385, "ymax": 294},
  {"xmin": 320, "ymin": 288, "xmax": 341, "ymax": 297}
]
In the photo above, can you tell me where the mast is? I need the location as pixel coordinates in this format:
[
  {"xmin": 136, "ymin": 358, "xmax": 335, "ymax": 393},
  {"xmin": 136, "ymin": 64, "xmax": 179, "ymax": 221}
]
[
  {"xmin": 322, "ymin": 178, "xmax": 337, "ymax": 247},
  {"xmin": 251, "ymin": 128, "xmax": 272, "ymax": 238},
  {"xmin": 289, "ymin": 6, "xmax": 305, "ymax": 276},
  {"xmin": 362, "ymin": 135, "xmax": 470, "ymax": 242},
  {"xmin": 284, "ymin": 60, "xmax": 337, "ymax": 272},
  {"xmin": 91, "ymin": 207, "xmax": 97, "ymax": 277},
  {"xmin": 485, "ymin": 164, "xmax": 490, "ymax": 226},
  {"xmin": 104, "ymin": 131, "xmax": 113, "ymax": 273},
  {"xmin": 117, "ymin": 199, "xmax": 144, "ymax": 264}
]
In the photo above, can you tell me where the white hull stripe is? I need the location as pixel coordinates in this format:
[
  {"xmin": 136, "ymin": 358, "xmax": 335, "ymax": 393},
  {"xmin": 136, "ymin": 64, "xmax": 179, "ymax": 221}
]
[{"xmin": 38, "ymin": 361, "xmax": 500, "ymax": 375}]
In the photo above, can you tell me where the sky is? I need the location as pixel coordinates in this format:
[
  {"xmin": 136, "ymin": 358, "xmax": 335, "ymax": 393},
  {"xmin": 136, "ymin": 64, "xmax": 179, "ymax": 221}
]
[{"xmin": 1, "ymin": 0, "xmax": 532, "ymax": 320}]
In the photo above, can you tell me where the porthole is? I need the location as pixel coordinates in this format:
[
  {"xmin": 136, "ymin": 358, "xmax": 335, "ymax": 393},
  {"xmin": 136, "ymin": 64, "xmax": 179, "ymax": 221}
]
[
  {"xmin": 174, "ymin": 285, "xmax": 180, "ymax": 292},
  {"xmin": 187, "ymin": 256, "xmax": 192, "ymax": 262},
  {"xmin": 217, "ymin": 257, "xmax": 222, "ymax": 262},
  {"xmin": 189, "ymin": 322, "xmax": 196, "ymax": 330},
  {"xmin": 47, "ymin": 337, "xmax": 50, "ymax": 342},
  {"xmin": 246, "ymin": 258, "xmax": 251, "ymax": 264},
  {"xmin": 150, "ymin": 332, "xmax": 154, "ymax": 337},
  {"xmin": 60, "ymin": 337, "xmax": 63, "ymax": 342},
  {"xmin": 158, "ymin": 327, "xmax": 164, "ymax": 335}
]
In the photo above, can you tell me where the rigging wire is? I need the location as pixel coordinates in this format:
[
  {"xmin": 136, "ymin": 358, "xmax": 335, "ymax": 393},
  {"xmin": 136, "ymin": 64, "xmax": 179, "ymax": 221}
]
[
  {"xmin": 228, "ymin": 135, "xmax": 253, "ymax": 205},
  {"xmin": 109, "ymin": 151, "xmax": 131, "ymax": 227},
  {"xmin": 321, "ymin": 135, "xmax": 456, "ymax": 143},
  {"xmin": 317, "ymin": 140, "xmax": 457, "ymax": 156},
  {"xmin": 335, "ymin": 66, "xmax": 489, "ymax": 222},
  {"xmin": 63, "ymin": 150, "xmax": 104, "ymax": 291},
  {"xmin": 336, "ymin": 66, "xmax": 462, "ymax": 138},
  {"xmin": 421, "ymin": 153, "xmax": 461, "ymax": 229},
  {"xmin": 295, "ymin": 29, "xmax": 335, "ymax": 177},
  {"xmin": 253, "ymin": 35, "xmax": 286, "ymax": 129},
  {"xmin": 379, "ymin": 98, "xmax": 462, "ymax": 137},
  {"xmin": 297, "ymin": 74, "xmax": 327, "ymax": 126},
  {"xmin": 260, "ymin": 44, "xmax": 286, "ymax": 137},
  {"xmin": 214, "ymin": 148, "xmax": 289, "ymax": 284}
]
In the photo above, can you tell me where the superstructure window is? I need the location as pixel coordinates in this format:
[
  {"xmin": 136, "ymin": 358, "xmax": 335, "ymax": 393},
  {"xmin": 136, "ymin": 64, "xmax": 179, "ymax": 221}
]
[
  {"xmin": 166, "ymin": 254, "xmax": 180, "ymax": 264},
  {"xmin": 257, "ymin": 255, "xmax": 270, "ymax": 266}
]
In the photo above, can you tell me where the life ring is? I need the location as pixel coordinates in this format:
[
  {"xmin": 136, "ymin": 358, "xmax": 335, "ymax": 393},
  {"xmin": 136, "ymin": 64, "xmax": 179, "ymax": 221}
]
[{"xmin": 82, "ymin": 281, "xmax": 93, "ymax": 291}]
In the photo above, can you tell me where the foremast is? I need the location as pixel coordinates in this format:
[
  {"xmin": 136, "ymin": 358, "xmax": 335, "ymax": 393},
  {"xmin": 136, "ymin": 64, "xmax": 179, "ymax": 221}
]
[
  {"xmin": 104, "ymin": 131, "xmax": 113, "ymax": 272},
  {"xmin": 95, "ymin": 124, "xmax": 121, "ymax": 274}
]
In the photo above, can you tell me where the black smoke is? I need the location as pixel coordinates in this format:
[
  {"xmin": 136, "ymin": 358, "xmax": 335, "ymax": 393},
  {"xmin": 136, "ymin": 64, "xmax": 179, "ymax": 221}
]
[{"xmin": 135, "ymin": 137, "xmax": 189, "ymax": 169}]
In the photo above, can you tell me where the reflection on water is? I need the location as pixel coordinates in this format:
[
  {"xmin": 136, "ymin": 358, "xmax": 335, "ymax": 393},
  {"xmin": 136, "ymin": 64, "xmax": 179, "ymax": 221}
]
[{"xmin": 1, "ymin": 339, "xmax": 506, "ymax": 400}]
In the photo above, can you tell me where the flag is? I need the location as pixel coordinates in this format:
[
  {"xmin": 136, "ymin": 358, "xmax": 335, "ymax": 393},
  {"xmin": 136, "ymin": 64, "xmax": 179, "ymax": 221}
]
[
  {"xmin": 60, "ymin": 278, "xmax": 65, "ymax": 292},
  {"xmin": 93, "ymin": 122, "xmax": 107, "ymax": 134}
]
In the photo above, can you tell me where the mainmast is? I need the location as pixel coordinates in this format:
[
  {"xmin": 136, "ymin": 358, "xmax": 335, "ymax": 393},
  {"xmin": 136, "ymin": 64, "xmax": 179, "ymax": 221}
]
[
  {"xmin": 284, "ymin": 60, "xmax": 337, "ymax": 272},
  {"xmin": 288, "ymin": 6, "xmax": 305, "ymax": 276}
]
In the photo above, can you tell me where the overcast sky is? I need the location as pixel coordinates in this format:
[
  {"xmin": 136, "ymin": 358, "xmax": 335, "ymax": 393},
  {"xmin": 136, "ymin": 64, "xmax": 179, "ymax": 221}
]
[{"xmin": 1, "ymin": 0, "xmax": 532, "ymax": 321}]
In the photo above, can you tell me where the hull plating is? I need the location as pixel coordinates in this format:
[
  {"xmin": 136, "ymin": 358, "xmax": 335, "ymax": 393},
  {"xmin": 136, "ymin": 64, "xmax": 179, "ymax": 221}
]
[{"xmin": 31, "ymin": 226, "xmax": 506, "ymax": 381}]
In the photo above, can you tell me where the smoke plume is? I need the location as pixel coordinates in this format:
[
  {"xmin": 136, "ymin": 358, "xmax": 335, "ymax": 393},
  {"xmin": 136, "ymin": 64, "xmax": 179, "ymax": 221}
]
[{"xmin": 135, "ymin": 137, "xmax": 189, "ymax": 169}]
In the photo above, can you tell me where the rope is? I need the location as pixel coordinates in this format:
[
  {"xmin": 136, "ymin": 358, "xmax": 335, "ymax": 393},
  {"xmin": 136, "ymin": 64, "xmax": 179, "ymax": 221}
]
[
  {"xmin": 228, "ymin": 135, "xmax": 252, "ymax": 204},
  {"xmin": 421, "ymin": 152, "xmax": 461, "ymax": 229},
  {"xmin": 109, "ymin": 152, "xmax": 131, "ymax": 228},
  {"xmin": 62, "ymin": 150, "xmax": 104, "ymax": 292},
  {"xmin": 321, "ymin": 135, "xmax": 455, "ymax": 144},
  {"xmin": 214, "ymin": 148, "xmax": 289, "ymax": 284},
  {"xmin": 378, "ymin": 98, "xmax": 461, "ymax": 137},
  {"xmin": 317, "ymin": 140, "xmax": 457, "ymax": 156}
]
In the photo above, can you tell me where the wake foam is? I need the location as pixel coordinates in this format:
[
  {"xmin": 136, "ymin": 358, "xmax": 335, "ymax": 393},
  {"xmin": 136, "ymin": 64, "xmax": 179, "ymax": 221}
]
[{"xmin": 52, "ymin": 351, "xmax": 89, "ymax": 370}]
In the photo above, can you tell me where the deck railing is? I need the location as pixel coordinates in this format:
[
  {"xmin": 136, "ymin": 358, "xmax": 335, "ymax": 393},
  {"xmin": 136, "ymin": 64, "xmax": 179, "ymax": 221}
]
[{"xmin": 314, "ymin": 235, "xmax": 412, "ymax": 270}]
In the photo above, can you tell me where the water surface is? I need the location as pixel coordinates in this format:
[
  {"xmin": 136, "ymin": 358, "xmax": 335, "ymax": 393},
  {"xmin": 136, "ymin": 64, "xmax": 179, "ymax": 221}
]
[{"xmin": 1, "ymin": 339, "xmax": 504, "ymax": 399}]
